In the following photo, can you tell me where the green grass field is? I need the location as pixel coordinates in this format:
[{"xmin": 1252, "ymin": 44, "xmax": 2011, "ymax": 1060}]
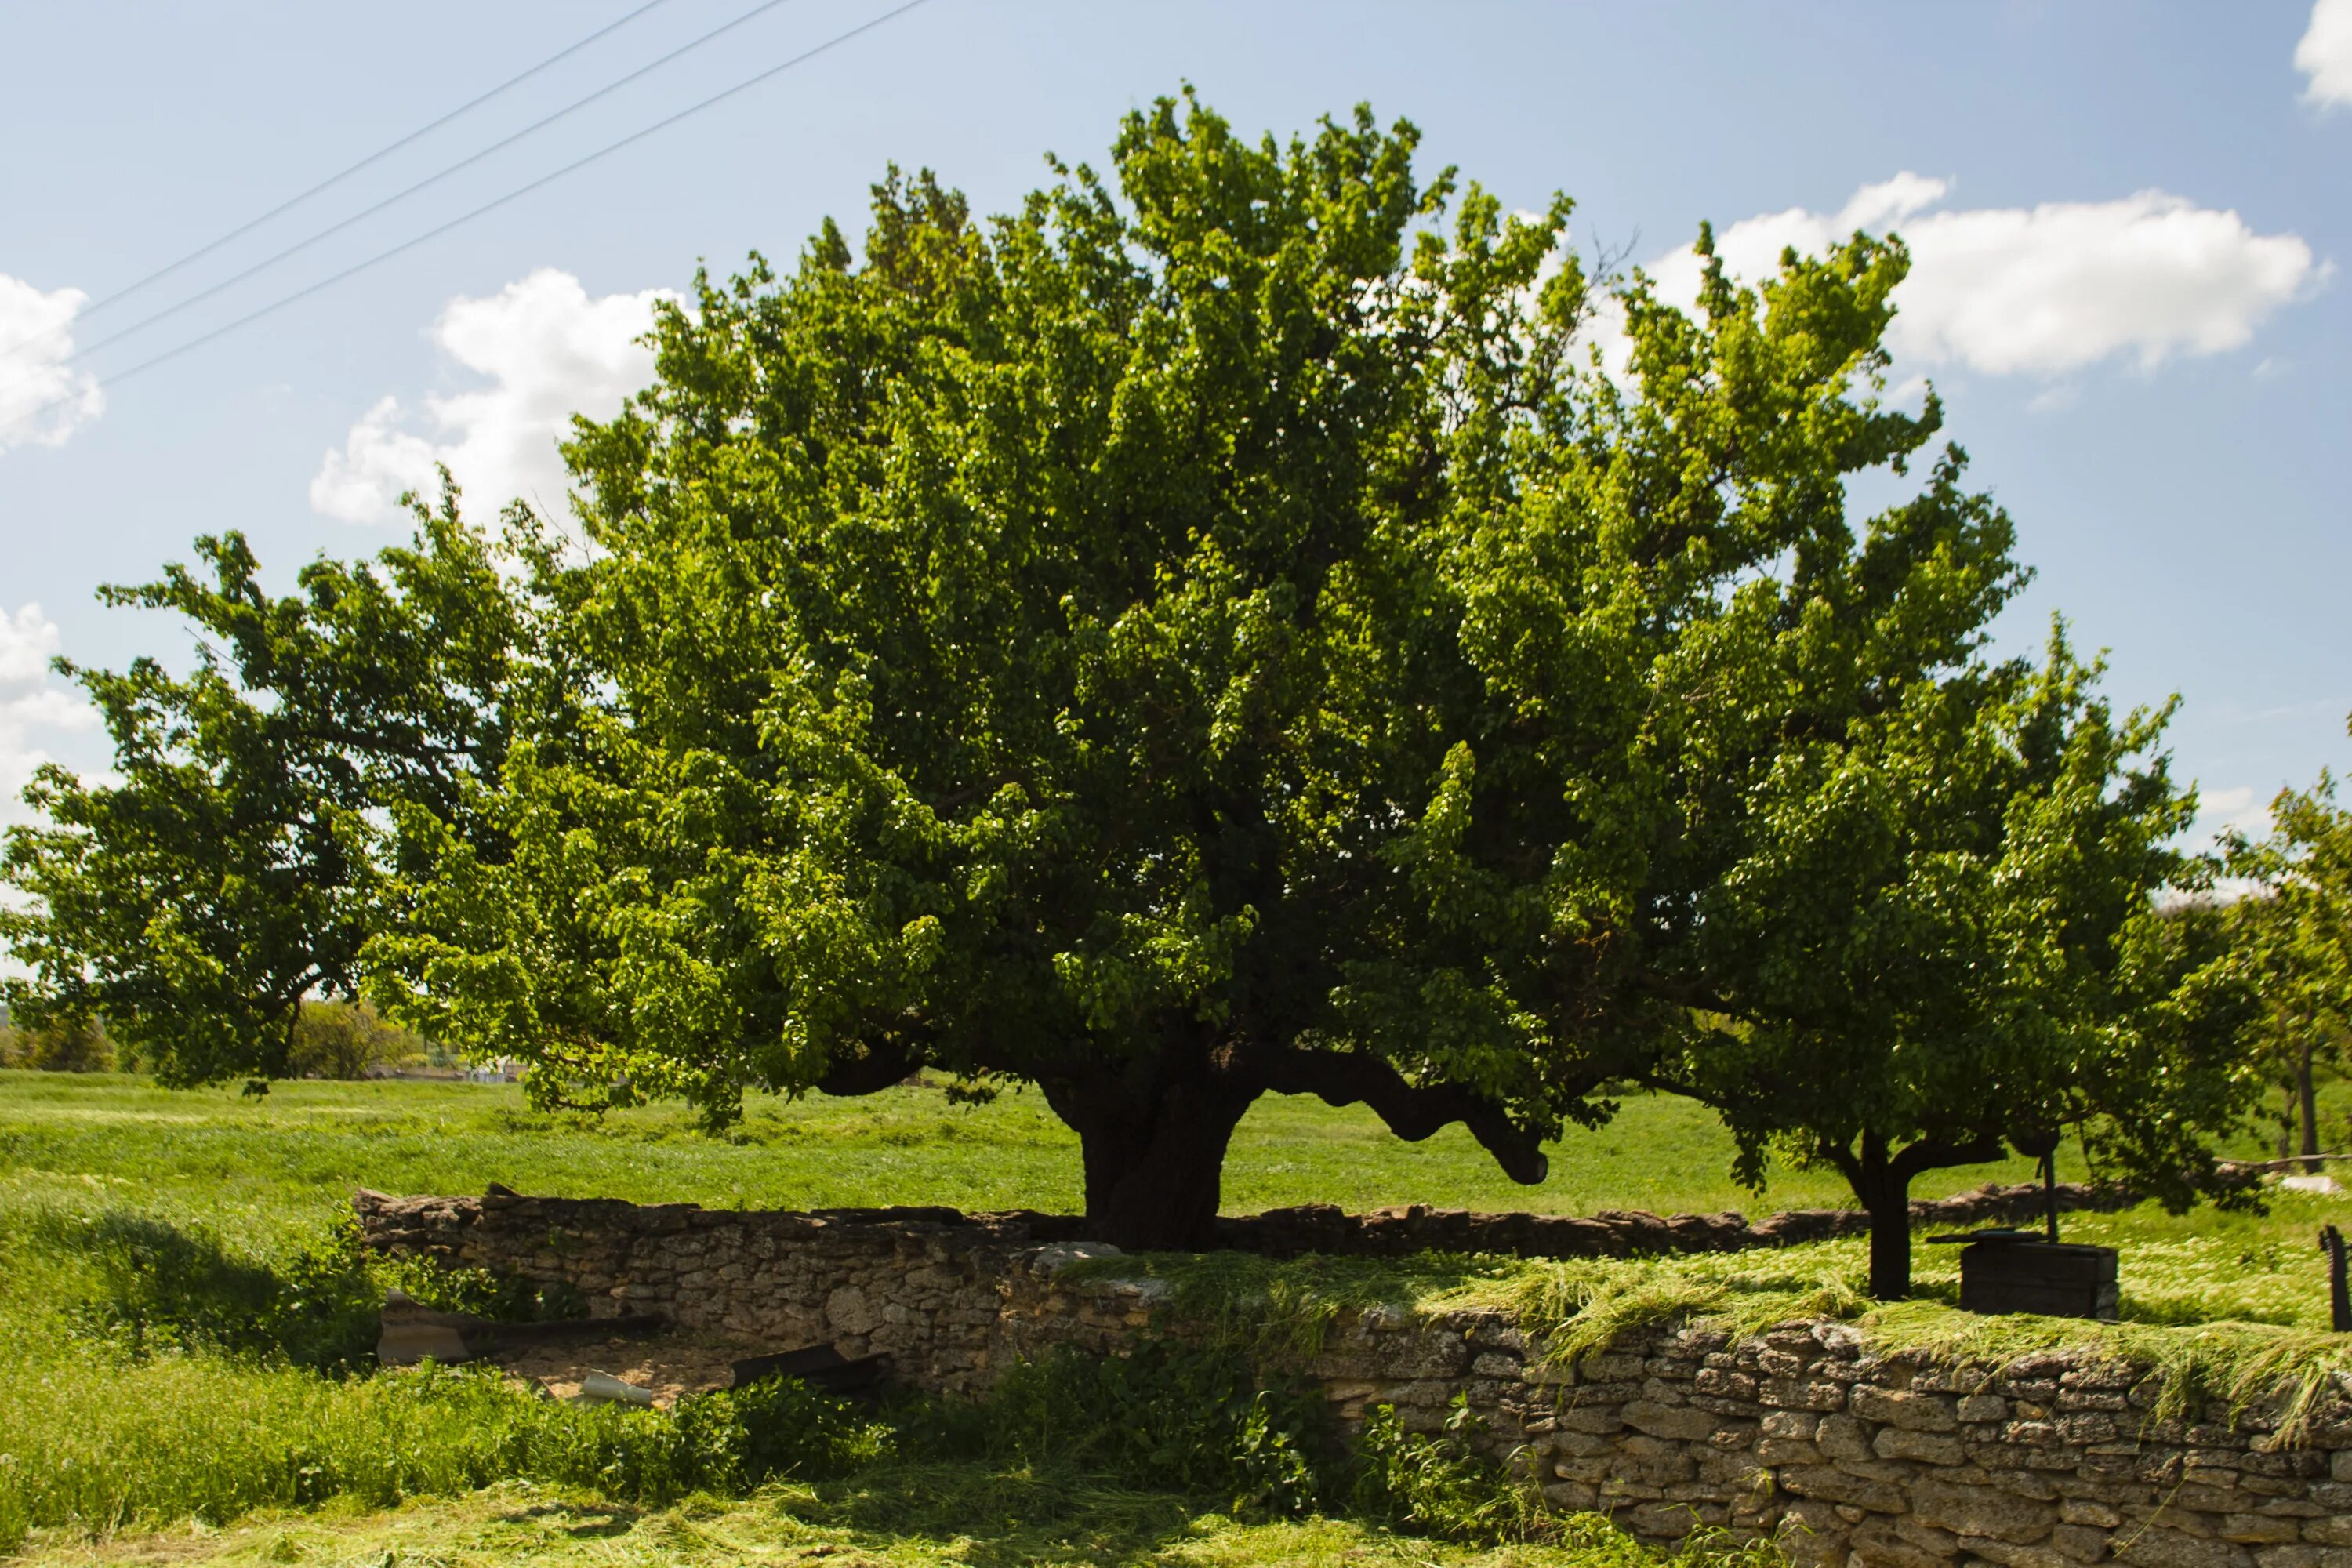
[{"xmin": 2, "ymin": 1069, "xmax": 2347, "ymax": 1565}]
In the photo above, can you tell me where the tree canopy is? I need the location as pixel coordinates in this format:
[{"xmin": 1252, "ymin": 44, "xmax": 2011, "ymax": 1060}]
[{"xmin": 3, "ymin": 93, "xmax": 2259, "ymax": 1269}]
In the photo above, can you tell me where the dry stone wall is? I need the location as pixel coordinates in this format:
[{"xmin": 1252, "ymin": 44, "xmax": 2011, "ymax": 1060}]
[{"xmin": 355, "ymin": 1189, "xmax": 2352, "ymax": 1568}]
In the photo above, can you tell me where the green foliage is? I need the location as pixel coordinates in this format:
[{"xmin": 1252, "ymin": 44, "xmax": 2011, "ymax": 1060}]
[
  {"xmin": 0, "ymin": 492, "xmax": 538, "ymax": 1090},
  {"xmin": 973, "ymin": 1340, "xmax": 1331, "ymax": 1517},
  {"xmin": 2227, "ymin": 755, "xmax": 2352, "ymax": 1163},
  {"xmin": 1649, "ymin": 629, "xmax": 2261, "ymax": 1294},
  {"xmin": 1354, "ymin": 1396, "xmax": 1544, "ymax": 1544},
  {"xmin": 285, "ymin": 997, "xmax": 426, "ymax": 1080},
  {"xmin": 0, "ymin": 1014, "xmax": 117, "ymax": 1071},
  {"xmin": 0, "ymin": 1356, "xmax": 887, "ymax": 1553},
  {"xmin": 41, "ymin": 1207, "xmax": 383, "ymax": 1368}
]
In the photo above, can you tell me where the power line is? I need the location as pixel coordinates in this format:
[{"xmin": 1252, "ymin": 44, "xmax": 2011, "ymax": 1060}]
[
  {"xmin": 0, "ymin": 0, "xmax": 934, "ymax": 440},
  {"xmin": 48, "ymin": 0, "xmax": 802, "ymax": 369},
  {"xmin": 70, "ymin": 0, "xmax": 681, "ymax": 326}
]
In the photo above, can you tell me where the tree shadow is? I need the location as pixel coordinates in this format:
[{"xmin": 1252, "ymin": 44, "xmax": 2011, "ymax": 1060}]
[
  {"xmin": 789, "ymin": 1461, "xmax": 1206, "ymax": 1568},
  {"xmin": 28, "ymin": 1206, "xmax": 377, "ymax": 1365}
]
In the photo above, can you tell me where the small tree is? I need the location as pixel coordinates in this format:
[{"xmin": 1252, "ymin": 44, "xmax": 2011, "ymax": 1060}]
[
  {"xmin": 288, "ymin": 999, "xmax": 425, "ymax": 1079},
  {"xmin": 0, "ymin": 494, "xmax": 532, "ymax": 1087},
  {"xmin": 1653, "ymin": 640, "xmax": 2258, "ymax": 1297},
  {"xmin": 2229, "ymin": 755, "xmax": 2352, "ymax": 1168}
]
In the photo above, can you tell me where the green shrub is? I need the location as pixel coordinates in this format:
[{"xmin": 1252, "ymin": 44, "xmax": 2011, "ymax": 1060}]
[
  {"xmin": 43, "ymin": 1208, "xmax": 384, "ymax": 1368},
  {"xmin": 1352, "ymin": 1393, "xmax": 1546, "ymax": 1544},
  {"xmin": 0, "ymin": 1018, "xmax": 117, "ymax": 1072},
  {"xmin": 971, "ymin": 1339, "xmax": 1332, "ymax": 1516},
  {"xmin": 286, "ymin": 999, "xmax": 423, "ymax": 1079}
]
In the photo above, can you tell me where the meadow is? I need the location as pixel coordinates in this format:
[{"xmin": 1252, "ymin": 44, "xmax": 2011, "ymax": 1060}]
[{"xmin": 2, "ymin": 1069, "xmax": 2347, "ymax": 1565}]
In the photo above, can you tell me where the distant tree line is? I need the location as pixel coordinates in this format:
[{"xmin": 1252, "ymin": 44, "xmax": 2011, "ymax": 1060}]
[
  {"xmin": 0, "ymin": 999, "xmax": 427, "ymax": 1079},
  {"xmin": 0, "ymin": 93, "xmax": 2282, "ymax": 1296}
]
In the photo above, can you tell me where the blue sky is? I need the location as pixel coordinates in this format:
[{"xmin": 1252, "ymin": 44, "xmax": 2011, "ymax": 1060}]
[{"xmin": 1, "ymin": 0, "xmax": 2346, "ymax": 850}]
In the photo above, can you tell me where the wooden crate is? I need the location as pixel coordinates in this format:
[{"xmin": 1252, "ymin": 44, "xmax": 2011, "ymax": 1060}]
[{"xmin": 1957, "ymin": 1240, "xmax": 2118, "ymax": 1321}]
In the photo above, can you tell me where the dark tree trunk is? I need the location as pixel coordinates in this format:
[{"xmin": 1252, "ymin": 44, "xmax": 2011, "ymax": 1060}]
[
  {"xmin": 2300, "ymin": 1040, "xmax": 2321, "ymax": 1174},
  {"xmin": 1829, "ymin": 1128, "xmax": 2005, "ymax": 1301},
  {"xmin": 823, "ymin": 1024, "xmax": 1551, "ymax": 1254},
  {"xmin": 1851, "ymin": 1132, "xmax": 1915, "ymax": 1302},
  {"xmin": 1038, "ymin": 1045, "xmax": 1258, "ymax": 1252}
]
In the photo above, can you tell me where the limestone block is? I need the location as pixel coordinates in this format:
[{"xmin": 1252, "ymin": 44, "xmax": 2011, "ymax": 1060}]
[
  {"xmin": 1623, "ymin": 1399, "xmax": 1724, "ymax": 1442},
  {"xmin": 1853, "ymin": 1385, "xmax": 1961, "ymax": 1432},
  {"xmin": 1760, "ymin": 1376, "xmax": 1849, "ymax": 1412},
  {"xmin": 1908, "ymin": 1478, "xmax": 2057, "ymax": 1543},
  {"xmin": 1819, "ymin": 1414, "xmax": 1874, "ymax": 1462},
  {"xmin": 2052, "ymin": 1524, "xmax": 2113, "ymax": 1563},
  {"xmin": 1849, "ymin": 1517, "xmax": 1956, "ymax": 1568},
  {"xmin": 2114, "ymin": 1527, "xmax": 2252, "ymax": 1568},
  {"xmin": 1970, "ymin": 1539, "xmax": 2077, "ymax": 1568},
  {"xmin": 1875, "ymin": 1426, "xmax": 1966, "ymax": 1465},
  {"xmin": 1777, "ymin": 1463, "xmax": 1909, "ymax": 1515}
]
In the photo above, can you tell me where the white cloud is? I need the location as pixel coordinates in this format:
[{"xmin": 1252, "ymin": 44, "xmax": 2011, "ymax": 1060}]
[
  {"xmin": 0, "ymin": 274, "xmax": 103, "ymax": 451},
  {"xmin": 0, "ymin": 604, "xmax": 98, "ymax": 831},
  {"xmin": 312, "ymin": 268, "xmax": 673, "ymax": 525},
  {"xmin": 2194, "ymin": 784, "xmax": 2272, "ymax": 851},
  {"xmin": 1592, "ymin": 176, "xmax": 2325, "ymax": 387},
  {"xmin": 2300, "ymin": 0, "xmax": 2352, "ymax": 108}
]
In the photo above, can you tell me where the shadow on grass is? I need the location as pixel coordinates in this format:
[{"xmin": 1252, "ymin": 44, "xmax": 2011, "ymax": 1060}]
[
  {"xmin": 18, "ymin": 1205, "xmax": 380, "ymax": 1366},
  {"xmin": 793, "ymin": 1462, "xmax": 1204, "ymax": 1568}
]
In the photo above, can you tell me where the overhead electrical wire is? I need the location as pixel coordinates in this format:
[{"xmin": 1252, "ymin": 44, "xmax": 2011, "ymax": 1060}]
[
  {"xmin": 62, "ymin": 0, "xmax": 683, "ymax": 328},
  {"xmin": 43, "ymin": 0, "xmax": 802, "ymax": 369},
  {"xmin": 0, "ymin": 0, "xmax": 934, "ymax": 440}
]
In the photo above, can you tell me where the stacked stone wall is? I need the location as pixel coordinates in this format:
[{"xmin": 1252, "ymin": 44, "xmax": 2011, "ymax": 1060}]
[{"xmin": 355, "ymin": 1189, "xmax": 2352, "ymax": 1568}]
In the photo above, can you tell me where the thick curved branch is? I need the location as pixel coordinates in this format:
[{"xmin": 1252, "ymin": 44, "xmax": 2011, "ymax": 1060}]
[
  {"xmin": 1247, "ymin": 1047, "xmax": 1550, "ymax": 1185},
  {"xmin": 814, "ymin": 1033, "xmax": 924, "ymax": 1096},
  {"xmin": 1891, "ymin": 1131, "xmax": 2005, "ymax": 1181}
]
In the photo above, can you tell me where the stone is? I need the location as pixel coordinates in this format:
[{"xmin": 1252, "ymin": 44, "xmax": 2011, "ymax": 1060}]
[
  {"xmin": 1854, "ymin": 1385, "xmax": 1962, "ymax": 1432},
  {"xmin": 1909, "ymin": 1479, "xmax": 2057, "ymax": 1543},
  {"xmin": 1972, "ymin": 1540, "xmax": 2077, "ymax": 1568},
  {"xmin": 1777, "ymin": 1463, "xmax": 1909, "ymax": 1515},
  {"xmin": 2114, "ymin": 1528, "xmax": 2250, "ymax": 1568},
  {"xmin": 1850, "ymin": 1517, "xmax": 1958, "ymax": 1568},
  {"xmin": 2052, "ymin": 1524, "xmax": 2113, "ymax": 1563},
  {"xmin": 1877, "ymin": 1427, "xmax": 1966, "ymax": 1465},
  {"xmin": 1623, "ymin": 1399, "xmax": 1723, "ymax": 1442},
  {"xmin": 1819, "ymin": 1414, "xmax": 1875, "ymax": 1461}
]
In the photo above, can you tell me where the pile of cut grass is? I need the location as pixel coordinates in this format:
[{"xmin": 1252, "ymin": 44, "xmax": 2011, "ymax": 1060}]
[{"xmin": 1078, "ymin": 1193, "xmax": 2352, "ymax": 1438}]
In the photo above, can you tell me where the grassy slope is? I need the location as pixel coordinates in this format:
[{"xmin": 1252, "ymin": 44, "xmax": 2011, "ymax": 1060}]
[{"xmin": 2, "ymin": 1069, "xmax": 2347, "ymax": 1564}]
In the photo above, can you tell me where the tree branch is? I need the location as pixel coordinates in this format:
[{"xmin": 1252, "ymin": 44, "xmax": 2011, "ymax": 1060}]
[
  {"xmin": 814, "ymin": 1033, "xmax": 924, "ymax": 1096},
  {"xmin": 1891, "ymin": 1131, "xmax": 2005, "ymax": 1181},
  {"xmin": 1245, "ymin": 1046, "xmax": 1549, "ymax": 1185}
]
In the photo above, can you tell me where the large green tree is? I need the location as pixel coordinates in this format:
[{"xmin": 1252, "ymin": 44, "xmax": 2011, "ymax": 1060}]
[
  {"xmin": 7, "ymin": 96, "xmax": 2255, "ymax": 1261},
  {"xmin": 366, "ymin": 94, "xmax": 2175, "ymax": 1250}
]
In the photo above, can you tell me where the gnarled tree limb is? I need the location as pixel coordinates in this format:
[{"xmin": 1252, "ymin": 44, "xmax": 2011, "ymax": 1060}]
[{"xmin": 1245, "ymin": 1046, "xmax": 1550, "ymax": 1185}]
